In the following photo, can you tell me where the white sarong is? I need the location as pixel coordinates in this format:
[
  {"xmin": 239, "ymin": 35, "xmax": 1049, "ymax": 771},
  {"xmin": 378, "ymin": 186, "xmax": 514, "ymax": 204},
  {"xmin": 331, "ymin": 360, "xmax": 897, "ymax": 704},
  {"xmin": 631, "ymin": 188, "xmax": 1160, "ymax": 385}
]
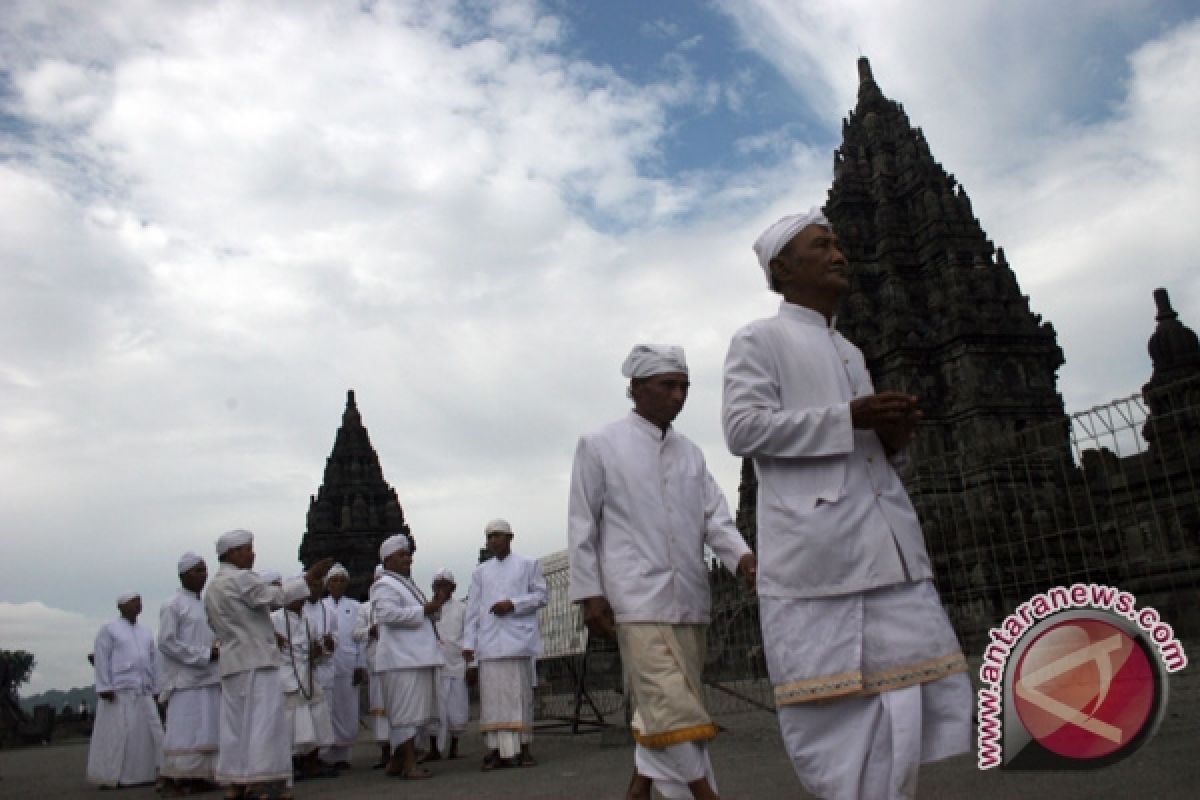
[
  {"xmin": 380, "ymin": 667, "xmax": 440, "ymax": 747},
  {"xmin": 635, "ymin": 740, "xmax": 718, "ymax": 800},
  {"xmin": 479, "ymin": 657, "xmax": 533, "ymax": 758},
  {"xmin": 367, "ymin": 670, "xmax": 389, "ymax": 742},
  {"xmin": 215, "ymin": 667, "xmax": 292, "ymax": 785},
  {"xmin": 762, "ymin": 579, "xmax": 971, "ymax": 799},
  {"xmin": 86, "ymin": 691, "xmax": 163, "ymax": 787},
  {"xmin": 323, "ymin": 668, "xmax": 359, "ymax": 761},
  {"xmin": 439, "ymin": 672, "xmax": 469, "ymax": 736},
  {"xmin": 161, "ymin": 684, "xmax": 219, "ymax": 779}
]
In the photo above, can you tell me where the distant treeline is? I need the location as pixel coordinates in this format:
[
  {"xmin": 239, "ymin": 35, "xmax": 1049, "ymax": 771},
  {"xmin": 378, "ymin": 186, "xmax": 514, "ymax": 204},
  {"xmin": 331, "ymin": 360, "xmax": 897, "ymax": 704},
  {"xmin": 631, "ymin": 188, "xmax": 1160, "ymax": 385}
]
[{"xmin": 19, "ymin": 685, "xmax": 97, "ymax": 715}]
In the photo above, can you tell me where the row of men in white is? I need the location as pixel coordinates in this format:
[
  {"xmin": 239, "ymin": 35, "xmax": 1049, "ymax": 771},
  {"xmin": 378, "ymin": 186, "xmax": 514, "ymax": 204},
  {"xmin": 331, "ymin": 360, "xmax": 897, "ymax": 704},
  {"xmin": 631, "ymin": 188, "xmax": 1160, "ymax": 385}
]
[{"xmin": 85, "ymin": 524, "xmax": 532, "ymax": 793}]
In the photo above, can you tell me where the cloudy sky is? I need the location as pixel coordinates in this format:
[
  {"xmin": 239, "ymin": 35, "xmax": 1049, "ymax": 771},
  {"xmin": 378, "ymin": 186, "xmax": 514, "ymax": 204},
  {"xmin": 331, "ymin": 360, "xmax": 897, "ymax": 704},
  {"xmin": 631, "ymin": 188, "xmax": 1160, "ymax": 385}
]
[{"xmin": 2, "ymin": 0, "xmax": 1197, "ymax": 694}]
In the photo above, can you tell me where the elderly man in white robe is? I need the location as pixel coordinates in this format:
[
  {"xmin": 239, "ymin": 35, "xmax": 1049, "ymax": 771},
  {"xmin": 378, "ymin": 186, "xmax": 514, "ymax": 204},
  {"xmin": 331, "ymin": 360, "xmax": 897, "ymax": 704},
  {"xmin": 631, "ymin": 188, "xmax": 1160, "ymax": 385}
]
[
  {"xmin": 721, "ymin": 209, "xmax": 972, "ymax": 799},
  {"xmin": 320, "ymin": 563, "xmax": 363, "ymax": 769},
  {"xmin": 87, "ymin": 592, "xmax": 164, "ymax": 788},
  {"xmin": 569, "ymin": 344, "xmax": 756, "ymax": 800},
  {"xmin": 353, "ymin": 566, "xmax": 391, "ymax": 769},
  {"xmin": 300, "ymin": 574, "xmax": 337, "ymax": 770},
  {"xmin": 205, "ymin": 529, "xmax": 333, "ymax": 800},
  {"xmin": 462, "ymin": 519, "xmax": 547, "ymax": 771},
  {"xmin": 372, "ymin": 533, "xmax": 447, "ymax": 780},
  {"xmin": 158, "ymin": 552, "xmax": 221, "ymax": 795},
  {"xmin": 422, "ymin": 567, "xmax": 468, "ymax": 761}
]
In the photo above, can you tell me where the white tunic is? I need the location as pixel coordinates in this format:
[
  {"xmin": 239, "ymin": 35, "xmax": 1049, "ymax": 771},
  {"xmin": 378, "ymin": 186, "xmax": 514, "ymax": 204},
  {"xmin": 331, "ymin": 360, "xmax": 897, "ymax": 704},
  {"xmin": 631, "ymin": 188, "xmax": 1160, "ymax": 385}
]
[
  {"xmin": 437, "ymin": 596, "xmax": 467, "ymax": 680},
  {"xmin": 463, "ymin": 553, "xmax": 547, "ymax": 660},
  {"xmin": 323, "ymin": 594, "xmax": 362, "ymax": 674},
  {"xmin": 722, "ymin": 300, "xmax": 933, "ymax": 598},
  {"xmin": 205, "ymin": 564, "xmax": 310, "ymax": 676},
  {"xmin": 158, "ymin": 589, "xmax": 219, "ymax": 695},
  {"xmin": 568, "ymin": 412, "xmax": 751, "ymax": 622},
  {"xmin": 93, "ymin": 618, "xmax": 159, "ymax": 695},
  {"xmin": 302, "ymin": 597, "xmax": 336, "ymax": 689},
  {"xmin": 371, "ymin": 572, "xmax": 444, "ymax": 670}
]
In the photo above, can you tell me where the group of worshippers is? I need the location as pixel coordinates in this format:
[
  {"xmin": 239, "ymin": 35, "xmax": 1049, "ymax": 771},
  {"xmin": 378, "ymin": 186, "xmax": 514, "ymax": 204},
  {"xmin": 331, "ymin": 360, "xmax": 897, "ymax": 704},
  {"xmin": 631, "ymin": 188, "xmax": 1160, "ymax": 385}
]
[
  {"xmin": 368, "ymin": 518, "xmax": 546, "ymax": 779},
  {"xmin": 85, "ymin": 521, "xmax": 546, "ymax": 796},
  {"xmin": 566, "ymin": 207, "xmax": 971, "ymax": 800}
]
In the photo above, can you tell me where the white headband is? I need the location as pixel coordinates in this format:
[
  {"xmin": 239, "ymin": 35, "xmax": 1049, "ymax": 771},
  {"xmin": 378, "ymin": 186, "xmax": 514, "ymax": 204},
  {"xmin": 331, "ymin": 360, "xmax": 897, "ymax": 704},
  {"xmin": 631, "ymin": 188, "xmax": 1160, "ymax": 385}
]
[
  {"xmin": 380, "ymin": 533, "xmax": 412, "ymax": 561},
  {"xmin": 177, "ymin": 551, "xmax": 204, "ymax": 574},
  {"xmin": 752, "ymin": 207, "xmax": 830, "ymax": 286},
  {"xmin": 621, "ymin": 344, "xmax": 688, "ymax": 379}
]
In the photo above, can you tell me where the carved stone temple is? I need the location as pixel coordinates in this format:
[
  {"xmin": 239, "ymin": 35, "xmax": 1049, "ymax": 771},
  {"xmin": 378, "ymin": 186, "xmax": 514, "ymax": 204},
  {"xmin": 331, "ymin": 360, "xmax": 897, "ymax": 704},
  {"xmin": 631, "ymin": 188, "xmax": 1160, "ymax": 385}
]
[{"xmin": 298, "ymin": 390, "xmax": 412, "ymax": 600}]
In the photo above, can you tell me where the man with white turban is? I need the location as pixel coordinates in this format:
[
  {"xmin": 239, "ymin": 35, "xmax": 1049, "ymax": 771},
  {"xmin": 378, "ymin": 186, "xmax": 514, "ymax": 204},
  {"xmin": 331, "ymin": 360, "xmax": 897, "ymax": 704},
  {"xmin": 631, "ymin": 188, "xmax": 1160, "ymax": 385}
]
[
  {"xmin": 353, "ymin": 565, "xmax": 391, "ymax": 769},
  {"xmin": 721, "ymin": 210, "xmax": 971, "ymax": 798},
  {"xmin": 463, "ymin": 519, "xmax": 547, "ymax": 772},
  {"xmin": 157, "ymin": 553, "xmax": 221, "ymax": 795},
  {"xmin": 86, "ymin": 592, "xmax": 164, "ymax": 788},
  {"xmin": 422, "ymin": 567, "xmax": 468, "ymax": 761},
  {"xmin": 568, "ymin": 344, "xmax": 755, "ymax": 800},
  {"xmin": 371, "ymin": 533, "xmax": 446, "ymax": 780},
  {"xmin": 204, "ymin": 529, "xmax": 333, "ymax": 799},
  {"xmin": 272, "ymin": 580, "xmax": 334, "ymax": 779},
  {"xmin": 320, "ymin": 563, "xmax": 363, "ymax": 768}
]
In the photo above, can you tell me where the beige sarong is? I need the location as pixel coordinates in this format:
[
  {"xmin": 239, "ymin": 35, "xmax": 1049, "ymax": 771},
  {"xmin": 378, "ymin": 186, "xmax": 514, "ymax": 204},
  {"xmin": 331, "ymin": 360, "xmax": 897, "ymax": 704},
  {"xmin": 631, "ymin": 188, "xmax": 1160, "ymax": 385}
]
[{"xmin": 616, "ymin": 623, "xmax": 717, "ymax": 748}]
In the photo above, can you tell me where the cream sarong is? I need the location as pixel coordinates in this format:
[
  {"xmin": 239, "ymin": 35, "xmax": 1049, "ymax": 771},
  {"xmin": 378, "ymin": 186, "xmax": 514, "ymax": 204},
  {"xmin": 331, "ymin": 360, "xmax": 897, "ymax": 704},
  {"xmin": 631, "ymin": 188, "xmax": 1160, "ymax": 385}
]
[
  {"xmin": 616, "ymin": 623, "xmax": 716, "ymax": 747},
  {"xmin": 86, "ymin": 691, "xmax": 163, "ymax": 787},
  {"xmin": 161, "ymin": 684, "xmax": 219, "ymax": 779}
]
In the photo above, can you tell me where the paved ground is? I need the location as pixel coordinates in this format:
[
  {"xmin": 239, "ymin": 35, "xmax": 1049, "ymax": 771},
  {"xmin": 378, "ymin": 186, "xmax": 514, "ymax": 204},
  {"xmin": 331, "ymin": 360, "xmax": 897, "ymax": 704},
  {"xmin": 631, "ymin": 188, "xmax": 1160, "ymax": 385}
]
[{"xmin": 3, "ymin": 669, "xmax": 1197, "ymax": 798}]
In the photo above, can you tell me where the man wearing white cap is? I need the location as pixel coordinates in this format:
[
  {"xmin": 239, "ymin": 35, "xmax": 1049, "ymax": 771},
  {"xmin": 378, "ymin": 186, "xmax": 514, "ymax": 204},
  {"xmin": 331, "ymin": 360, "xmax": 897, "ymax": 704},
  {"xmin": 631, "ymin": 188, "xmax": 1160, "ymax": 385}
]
[
  {"xmin": 372, "ymin": 533, "xmax": 446, "ymax": 780},
  {"xmin": 463, "ymin": 519, "xmax": 547, "ymax": 771},
  {"xmin": 568, "ymin": 344, "xmax": 755, "ymax": 800},
  {"xmin": 721, "ymin": 210, "xmax": 971, "ymax": 798},
  {"xmin": 204, "ymin": 529, "xmax": 333, "ymax": 799},
  {"xmin": 353, "ymin": 565, "xmax": 391, "ymax": 769},
  {"xmin": 157, "ymin": 553, "xmax": 221, "ymax": 795},
  {"xmin": 320, "ymin": 563, "xmax": 362, "ymax": 769},
  {"xmin": 422, "ymin": 568, "xmax": 467, "ymax": 761},
  {"xmin": 86, "ymin": 592, "xmax": 164, "ymax": 788}
]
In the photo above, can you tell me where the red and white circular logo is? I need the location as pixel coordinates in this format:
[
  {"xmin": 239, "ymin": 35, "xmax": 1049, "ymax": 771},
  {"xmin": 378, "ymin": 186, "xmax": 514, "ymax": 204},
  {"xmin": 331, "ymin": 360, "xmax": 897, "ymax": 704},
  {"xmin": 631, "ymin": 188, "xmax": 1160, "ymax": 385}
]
[{"xmin": 1012, "ymin": 617, "xmax": 1157, "ymax": 761}]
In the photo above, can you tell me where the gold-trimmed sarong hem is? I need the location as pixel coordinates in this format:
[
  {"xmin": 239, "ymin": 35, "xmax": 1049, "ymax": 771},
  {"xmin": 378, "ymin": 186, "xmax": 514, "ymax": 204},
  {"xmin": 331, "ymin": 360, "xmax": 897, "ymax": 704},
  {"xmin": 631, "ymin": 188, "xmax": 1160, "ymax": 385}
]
[{"xmin": 631, "ymin": 722, "xmax": 719, "ymax": 748}]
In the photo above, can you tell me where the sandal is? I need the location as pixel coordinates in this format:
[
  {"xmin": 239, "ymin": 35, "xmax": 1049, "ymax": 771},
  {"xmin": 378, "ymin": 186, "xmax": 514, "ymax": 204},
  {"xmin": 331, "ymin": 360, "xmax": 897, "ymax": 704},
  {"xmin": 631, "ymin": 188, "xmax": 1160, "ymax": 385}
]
[
  {"xmin": 400, "ymin": 767, "xmax": 434, "ymax": 780},
  {"xmin": 517, "ymin": 752, "xmax": 538, "ymax": 767},
  {"xmin": 481, "ymin": 752, "xmax": 512, "ymax": 771}
]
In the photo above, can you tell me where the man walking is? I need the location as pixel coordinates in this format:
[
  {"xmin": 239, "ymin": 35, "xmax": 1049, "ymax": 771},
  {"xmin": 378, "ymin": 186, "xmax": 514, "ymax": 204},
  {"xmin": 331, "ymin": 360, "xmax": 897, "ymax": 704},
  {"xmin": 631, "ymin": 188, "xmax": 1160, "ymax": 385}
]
[
  {"xmin": 568, "ymin": 344, "xmax": 755, "ymax": 800},
  {"xmin": 722, "ymin": 209, "xmax": 971, "ymax": 799}
]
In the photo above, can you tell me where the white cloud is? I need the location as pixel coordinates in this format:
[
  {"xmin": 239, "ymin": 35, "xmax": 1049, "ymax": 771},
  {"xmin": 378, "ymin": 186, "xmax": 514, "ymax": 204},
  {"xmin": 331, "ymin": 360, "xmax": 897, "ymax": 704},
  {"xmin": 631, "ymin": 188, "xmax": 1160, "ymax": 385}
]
[{"xmin": 0, "ymin": 602, "xmax": 108, "ymax": 694}]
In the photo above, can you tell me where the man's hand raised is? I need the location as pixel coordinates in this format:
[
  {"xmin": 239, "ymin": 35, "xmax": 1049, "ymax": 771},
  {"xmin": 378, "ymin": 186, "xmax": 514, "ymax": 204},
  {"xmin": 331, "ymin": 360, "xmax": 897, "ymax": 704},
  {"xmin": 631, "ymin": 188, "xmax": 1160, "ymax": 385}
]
[{"xmin": 303, "ymin": 557, "xmax": 336, "ymax": 593}]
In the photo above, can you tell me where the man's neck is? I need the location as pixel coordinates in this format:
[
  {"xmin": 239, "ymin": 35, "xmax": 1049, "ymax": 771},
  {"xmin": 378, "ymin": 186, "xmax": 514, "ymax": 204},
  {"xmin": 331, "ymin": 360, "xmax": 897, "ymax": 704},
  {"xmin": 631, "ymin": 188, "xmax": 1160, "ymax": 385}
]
[
  {"xmin": 633, "ymin": 408, "xmax": 670, "ymax": 436},
  {"xmin": 781, "ymin": 292, "xmax": 838, "ymax": 323}
]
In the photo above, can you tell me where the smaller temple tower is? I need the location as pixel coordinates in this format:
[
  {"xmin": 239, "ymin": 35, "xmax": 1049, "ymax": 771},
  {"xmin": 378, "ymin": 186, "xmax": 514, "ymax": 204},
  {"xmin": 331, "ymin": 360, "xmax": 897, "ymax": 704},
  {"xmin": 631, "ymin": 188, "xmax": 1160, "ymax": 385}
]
[
  {"xmin": 1142, "ymin": 287, "xmax": 1200, "ymax": 455},
  {"xmin": 298, "ymin": 390, "xmax": 411, "ymax": 600}
]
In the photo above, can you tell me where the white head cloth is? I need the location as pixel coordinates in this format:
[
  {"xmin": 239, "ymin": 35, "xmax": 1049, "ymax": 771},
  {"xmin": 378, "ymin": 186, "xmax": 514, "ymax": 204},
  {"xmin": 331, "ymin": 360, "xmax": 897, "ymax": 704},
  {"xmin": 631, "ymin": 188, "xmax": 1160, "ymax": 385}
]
[
  {"xmin": 433, "ymin": 567, "xmax": 456, "ymax": 584},
  {"xmin": 116, "ymin": 592, "xmax": 139, "ymax": 606},
  {"xmin": 380, "ymin": 533, "xmax": 412, "ymax": 561},
  {"xmin": 484, "ymin": 518, "xmax": 513, "ymax": 536},
  {"xmin": 177, "ymin": 551, "xmax": 204, "ymax": 574},
  {"xmin": 216, "ymin": 529, "xmax": 253, "ymax": 556},
  {"xmin": 620, "ymin": 344, "xmax": 688, "ymax": 379},
  {"xmin": 325, "ymin": 562, "xmax": 348, "ymax": 585},
  {"xmin": 259, "ymin": 569, "xmax": 282, "ymax": 585},
  {"xmin": 752, "ymin": 207, "xmax": 830, "ymax": 285}
]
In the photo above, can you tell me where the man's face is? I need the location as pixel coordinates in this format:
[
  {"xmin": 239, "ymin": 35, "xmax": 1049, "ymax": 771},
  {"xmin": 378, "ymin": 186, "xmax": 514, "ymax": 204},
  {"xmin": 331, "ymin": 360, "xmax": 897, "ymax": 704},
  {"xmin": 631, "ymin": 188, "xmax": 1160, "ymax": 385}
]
[
  {"xmin": 433, "ymin": 578, "xmax": 455, "ymax": 597},
  {"xmin": 286, "ymin": 596, "xmax": 306, "ymax": 614},
  {"xmin": 226, "ymin": 543, "xmax": 255, "ymax": 570},
  {"xmin": 327, "ymin": 574, "xmax": 348, "ymax": 599},
  {"xmin": 384, "ymin": 549, "xmax": 412, "ymax": 575},
  {"xmin": 771, "ymin": 224, "xmax": 848, "ymax": 302},
  {"xmin": 631, "ymin": 372, "xmax": 689, "ymax": 430},
  {"xmin": 118, "ymin": 597, "xmax": 142, "ymax": 621},
  {"xmin": 181, "ymin": 563, "xmax": 208, "ymax": 593},
  {"xmin": 486, "ymin": 532, "xmax": 513, "ymax": 559}
]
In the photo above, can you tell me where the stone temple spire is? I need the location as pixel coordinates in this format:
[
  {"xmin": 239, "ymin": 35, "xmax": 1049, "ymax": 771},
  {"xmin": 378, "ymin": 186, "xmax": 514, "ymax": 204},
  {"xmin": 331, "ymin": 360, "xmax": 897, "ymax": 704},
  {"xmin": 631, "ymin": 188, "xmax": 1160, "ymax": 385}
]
[
  {"xmin": 1142, "ymin": 288, "xmax": 1200, "ymax": 452},
  {"xmin": 825, "ymin": 56, "xmax": 1065, "ymax": 460},
  {"xmin": 299, "ymin": 390, "xmax": 410, "ymax": 600}
]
